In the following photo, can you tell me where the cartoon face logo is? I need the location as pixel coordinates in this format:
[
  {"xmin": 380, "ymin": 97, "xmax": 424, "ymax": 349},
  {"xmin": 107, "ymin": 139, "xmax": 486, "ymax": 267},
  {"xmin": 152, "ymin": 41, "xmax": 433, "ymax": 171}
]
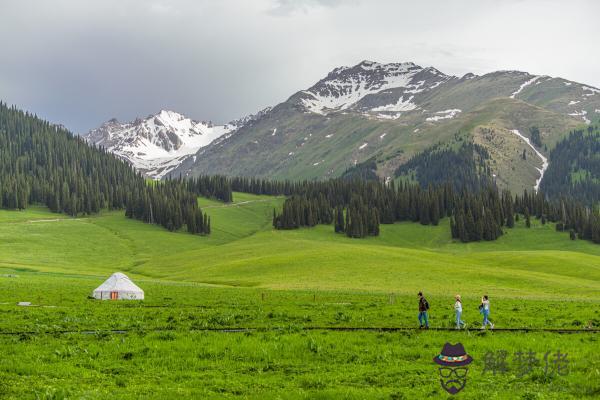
[{"xmin": 433, "ymin": 343, "xmax": 473, "ymax": 395}]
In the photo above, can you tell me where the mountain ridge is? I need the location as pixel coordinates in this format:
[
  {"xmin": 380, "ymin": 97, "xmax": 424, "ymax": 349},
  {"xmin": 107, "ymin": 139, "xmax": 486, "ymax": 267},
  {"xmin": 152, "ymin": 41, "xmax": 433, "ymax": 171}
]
[
  {"xmin": 173, "ymin": 60, "xmax": 598, "ymax": 193},
  {"xmin": 84, "ymin": 60, "xmax": 599, "ymax": 192}
]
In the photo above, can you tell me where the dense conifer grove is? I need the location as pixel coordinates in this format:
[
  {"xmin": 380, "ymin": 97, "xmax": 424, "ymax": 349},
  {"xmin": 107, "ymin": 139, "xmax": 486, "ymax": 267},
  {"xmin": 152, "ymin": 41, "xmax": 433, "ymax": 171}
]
[
  {"xmin": 184, "ymin": 175, "xmax": 233, "ymax": 203},
  {"xmin": 394, "ymin": 140, "xmax": 492, "ymax": 191},
  {"xmin": 0, "ymin": 102, "xmax": 210, "ymax": 234},
  {"xmin": 539, "ymin": 127, "xmax": 599, "ymax": 206},
  {"xmin": 268, "ymin": 177, "xmax": 599, "ymax": 244},
  {"xmin": 340, "ymin": 157, "xmax": 379, "ymax": 181}
]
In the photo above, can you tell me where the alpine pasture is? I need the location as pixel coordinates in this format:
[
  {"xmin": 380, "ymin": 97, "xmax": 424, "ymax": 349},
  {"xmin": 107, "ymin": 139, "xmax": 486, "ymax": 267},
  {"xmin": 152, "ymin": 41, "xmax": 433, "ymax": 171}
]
[{"xmin": 0, "ymin": 193, "xmax": 598, "ymax": 399}]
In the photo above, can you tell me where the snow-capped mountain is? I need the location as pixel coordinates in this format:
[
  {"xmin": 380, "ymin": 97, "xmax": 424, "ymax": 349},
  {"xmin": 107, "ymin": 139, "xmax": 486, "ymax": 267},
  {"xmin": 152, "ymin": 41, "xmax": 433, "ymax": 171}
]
[
  {"xmin": 296, "ymin": 60, "xmax": 454, "ymax": 118},
  {"xmin": 84, "ymin": 110, "xmax": 237, "ymax": 178},
  {"xmin": 174, "ymin": 60, "xmax": 600, "ymax": 194}
]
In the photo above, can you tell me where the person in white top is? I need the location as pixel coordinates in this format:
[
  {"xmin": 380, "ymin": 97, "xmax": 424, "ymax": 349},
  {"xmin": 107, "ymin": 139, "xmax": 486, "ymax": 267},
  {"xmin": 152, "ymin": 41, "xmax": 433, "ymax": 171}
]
[
  {"xmin": 480, "ymin": 295, "xmax": 494, "ymax": 330},
  {"xmin": 454, "ymin": 294, "xmax": 466, "ymax": 329}
]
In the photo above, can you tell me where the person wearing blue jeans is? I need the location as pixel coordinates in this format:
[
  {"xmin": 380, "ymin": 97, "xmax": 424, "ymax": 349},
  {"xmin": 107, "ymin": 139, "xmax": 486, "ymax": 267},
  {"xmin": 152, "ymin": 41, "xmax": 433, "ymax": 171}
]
[
  {"xmin": 418, "ymin": 291, "xmax": 429, "ymax": 328},
  {"xmin": 454, "ymin": 294, "xmax": 466, "ymax": 329},
  {"xmin": 480, "ymin": 295, "xmax": 494, "ymax": 330}
]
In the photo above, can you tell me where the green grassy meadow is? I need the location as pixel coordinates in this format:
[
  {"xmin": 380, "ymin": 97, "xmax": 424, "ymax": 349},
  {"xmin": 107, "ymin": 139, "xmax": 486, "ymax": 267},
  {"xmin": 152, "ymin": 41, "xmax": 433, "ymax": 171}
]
[{"xmin": 0, "ymin": 193, "xmax": 599, "ymax": 398}]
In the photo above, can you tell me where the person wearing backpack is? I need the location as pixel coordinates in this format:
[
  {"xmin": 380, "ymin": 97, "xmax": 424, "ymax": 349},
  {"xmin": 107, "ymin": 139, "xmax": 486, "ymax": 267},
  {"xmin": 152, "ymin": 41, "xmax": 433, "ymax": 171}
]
[{"xmin": 418, "ymin": 291, "xmax": 430, "ymax": 329}]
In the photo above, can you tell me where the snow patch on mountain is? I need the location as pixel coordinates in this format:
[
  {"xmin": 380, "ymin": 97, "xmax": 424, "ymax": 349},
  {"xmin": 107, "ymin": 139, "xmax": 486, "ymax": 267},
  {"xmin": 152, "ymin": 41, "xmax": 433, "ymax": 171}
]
[
  {"xmin": 582, "ymin": 86, "xmax": 600, "ymax": 96},
  {"xmin": 300, "ymin": 61, "xmax": 449, "ymax": 115},
  {"xmin": 371, "ymin": 95, "xmax": 417, "ymax": 112},
  {"xmin": 426, "ymin": 109, "xmax": 461, "ymax": 122},
  {"xmin": 510, "ymin": 76, "xmax": 541, "ymax": 99},
  {"xmin": 510, "ymin": 129, "xmax": 548, "ymax": 193},
  {"xmin": 569, "ymin": 110, "xmax": 590, "ymax": 124},
  {"xmin": 375, "ymin": 113, "xmax": 402, "ymax": 120},
  {"xmin": 84, "ymin": 110, "xmax": 237, "ymax": 179}
]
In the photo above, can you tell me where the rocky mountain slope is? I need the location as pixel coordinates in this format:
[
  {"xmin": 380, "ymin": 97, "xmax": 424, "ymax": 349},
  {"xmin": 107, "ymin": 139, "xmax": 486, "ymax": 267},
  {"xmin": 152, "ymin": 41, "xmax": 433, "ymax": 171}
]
[
  {"xmin": 84, "ymin": 110, "xmax": 237, "ymax": 178},
  {"xmin": 174, "ymin": 60, "xmax": 600, "ymax": 193}
]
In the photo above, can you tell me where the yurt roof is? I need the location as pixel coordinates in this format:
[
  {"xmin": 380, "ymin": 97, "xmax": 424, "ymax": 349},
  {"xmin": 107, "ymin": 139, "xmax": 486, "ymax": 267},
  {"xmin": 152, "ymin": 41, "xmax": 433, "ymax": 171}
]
[{"xmin": 94, "ymin": 272, "xmax": 143, "ymax": 293}]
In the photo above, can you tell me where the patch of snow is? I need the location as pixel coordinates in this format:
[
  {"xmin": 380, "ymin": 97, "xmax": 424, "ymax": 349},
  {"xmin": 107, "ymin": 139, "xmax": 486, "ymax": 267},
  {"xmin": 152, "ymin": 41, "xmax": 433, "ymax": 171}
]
[
  {"xmin": 582, "ymin": 86, "xmax": 600, "ymax": 96},
  {"xmin": 376, "ymin": 113, "xmax": 402, "ymax": 120},
  {"xmin": 300, "ymin": 61, "xmax": 445, "ymax": 114},
  {"xmin": 379, "ymin": 133, "xmax": 387, "ymax": 140},
  {"xmin": 564, "ymin": 82, "xmax": 572, "ymax": 86},
  {"xmin": 371, "ymin": 95, "xmax": 417, "ymax": 112},
  {"xmin": 359, "ymin": 143, "xmax": 368, "ymax": 150},
  {"xmin": 404, "ymin": 80, "xmax": 426, "ymax": 94},
  {"xmin": 426, "ymin": 109, "xmax": 462, "ymax": 122},
  {"xmin": 288, "ymin": 152, "xmax": 294, "ymax": 156},
  {"xmin": 510, "ymin": 129, "xmax": 548, "ymax": 193},
  {"xmin": 313, "ymin": 161, "xmax": 321, "ymax": 166},
  {"xmin": 510, "ymin": 76, "xmax": 541, "ymax": 99},
  {"xmin": 272, "ymin": 128, "xmax": 277, "ymax": 136},
  {"xmin": 325, "ymin": 134, "xmax": 333, "ymax": 138},
  {"xmin": 568, "ymin": 100, "xmax": 580, "ymax": 106},
  {"xmin": 569, "ymin": 110, "xmax": 590, "ymax": 124},
  {"xmin": 596, "ymin": 109, "xmax": 600, "ymax": 114},
  {"xmin": 413, "ymin": 128, "xmax": 420, "ymax": 133}
]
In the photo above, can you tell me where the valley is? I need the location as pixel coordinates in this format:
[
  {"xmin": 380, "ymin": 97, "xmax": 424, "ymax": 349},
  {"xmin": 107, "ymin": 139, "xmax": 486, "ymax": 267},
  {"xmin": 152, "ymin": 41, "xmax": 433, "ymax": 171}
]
[{"xmin": 2, "ymin": 2, "xmax": 599, "ymax": 398}]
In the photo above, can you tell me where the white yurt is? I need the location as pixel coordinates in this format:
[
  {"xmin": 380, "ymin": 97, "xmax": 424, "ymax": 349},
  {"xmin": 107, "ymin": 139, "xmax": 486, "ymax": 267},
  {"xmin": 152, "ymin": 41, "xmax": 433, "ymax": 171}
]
[{"xmin": 92, "ymin": 272, "xmax": 144, "ymax": 300}]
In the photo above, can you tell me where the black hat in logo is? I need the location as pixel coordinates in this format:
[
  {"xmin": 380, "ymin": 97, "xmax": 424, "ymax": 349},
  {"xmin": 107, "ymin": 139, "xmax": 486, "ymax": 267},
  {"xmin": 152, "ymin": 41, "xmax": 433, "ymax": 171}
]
[
  {"xmin": 433, "ymin": 343, "xmax": 473, "ymax": 395},
  {"xmin": 433, "ymin": 342, "xmax": 473, "ymax": 367}
]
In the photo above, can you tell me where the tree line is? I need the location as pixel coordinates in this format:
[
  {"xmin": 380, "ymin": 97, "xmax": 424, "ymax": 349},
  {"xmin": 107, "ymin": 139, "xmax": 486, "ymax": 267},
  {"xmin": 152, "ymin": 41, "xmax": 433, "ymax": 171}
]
[
  {"xmin": 268, "ymin": 177, "xmax": 599, "ymax": 245},
  {"xmin": 394, "ymin": 140, "xmax": 492, "ymax": 192}
]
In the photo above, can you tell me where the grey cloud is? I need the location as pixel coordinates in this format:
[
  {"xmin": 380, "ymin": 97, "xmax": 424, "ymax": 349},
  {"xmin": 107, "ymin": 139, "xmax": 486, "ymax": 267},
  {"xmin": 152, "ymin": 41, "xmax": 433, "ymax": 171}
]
[
  {"xmin": 268, "ymin": 0, "xmax": 358, "ymax": 16},
  {"xmin": 0, "ymin": 0, "xmax": 598, "ymax": 134}
]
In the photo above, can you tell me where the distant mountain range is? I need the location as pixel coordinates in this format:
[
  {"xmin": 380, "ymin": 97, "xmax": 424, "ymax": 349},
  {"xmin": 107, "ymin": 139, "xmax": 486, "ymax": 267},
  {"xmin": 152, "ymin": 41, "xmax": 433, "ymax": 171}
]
[{"xmin": 85, "ymin": 60, "xmax": 600, "ymax": 192}]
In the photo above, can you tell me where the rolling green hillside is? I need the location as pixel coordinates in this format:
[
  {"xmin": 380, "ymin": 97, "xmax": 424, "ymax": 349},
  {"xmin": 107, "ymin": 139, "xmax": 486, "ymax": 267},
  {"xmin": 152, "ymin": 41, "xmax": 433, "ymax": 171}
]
[
  {"xmin": 1, "ymin": 193, "xmax": 599, "ymax": 399},
  {"xmin": 1, "ymin": 193, "xmax": 598, "ymax": 299}
]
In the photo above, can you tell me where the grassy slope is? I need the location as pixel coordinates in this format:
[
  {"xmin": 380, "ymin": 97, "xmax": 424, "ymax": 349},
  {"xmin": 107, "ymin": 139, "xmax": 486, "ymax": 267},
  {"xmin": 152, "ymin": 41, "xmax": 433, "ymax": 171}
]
[
  {"xmin": 1, "ymin": 195, "xmax": 599, "ymax": 399},
  {"xmin": 1, "ymin": 193, "xmax": 598, "ymax": 300}
]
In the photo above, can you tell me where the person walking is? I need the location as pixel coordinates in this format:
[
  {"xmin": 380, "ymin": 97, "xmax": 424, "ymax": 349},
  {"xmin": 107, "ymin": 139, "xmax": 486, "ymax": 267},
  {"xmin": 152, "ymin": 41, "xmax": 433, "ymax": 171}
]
[
  {"xmin": 418, "ymin": 291, "xmax": 430, "ymax": 329},
  {"xmin": 480, "ymin": 295, "xmax": 494, "ymax": 330},
  {"xmin": 454, "ymin": 294, "xmax": 466, "ymax": 329}
]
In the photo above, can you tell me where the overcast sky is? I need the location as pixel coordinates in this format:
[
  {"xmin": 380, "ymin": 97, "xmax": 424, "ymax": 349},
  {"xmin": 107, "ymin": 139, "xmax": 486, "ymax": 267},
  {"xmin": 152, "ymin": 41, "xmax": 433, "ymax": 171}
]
[{"xmin": 1, "ymin": 0, "xmax": 598, "ymax": 133}]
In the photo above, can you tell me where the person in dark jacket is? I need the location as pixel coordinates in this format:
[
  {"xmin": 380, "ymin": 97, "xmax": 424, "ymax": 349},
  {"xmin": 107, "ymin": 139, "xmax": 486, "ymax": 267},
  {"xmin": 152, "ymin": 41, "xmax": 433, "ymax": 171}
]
[{"xmin": 418, "ymin": 291, "xmax": 430, "ymax": 328}]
